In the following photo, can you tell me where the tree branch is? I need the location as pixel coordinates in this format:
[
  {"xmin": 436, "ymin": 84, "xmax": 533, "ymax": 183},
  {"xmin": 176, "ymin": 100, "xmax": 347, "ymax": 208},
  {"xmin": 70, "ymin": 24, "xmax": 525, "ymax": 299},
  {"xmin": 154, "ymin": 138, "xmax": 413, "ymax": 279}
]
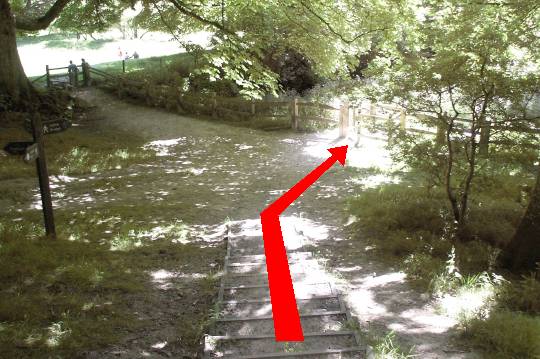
[
  {"xmin": 167, "ymin": 0, "xmax": 236, "ymax": 37},
  {"xmin": 15, "ymin": 0, "xmax": 72, "ymax": 31},
  {"xmin": 298, "ymin": 0, "xmax": 386, "ymax": 44}
]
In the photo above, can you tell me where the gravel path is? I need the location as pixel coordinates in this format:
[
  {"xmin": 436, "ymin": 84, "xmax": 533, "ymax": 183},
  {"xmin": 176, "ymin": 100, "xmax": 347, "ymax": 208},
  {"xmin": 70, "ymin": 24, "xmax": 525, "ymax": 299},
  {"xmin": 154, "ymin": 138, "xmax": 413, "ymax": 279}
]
[{"xmin": 5, "ymin": 88, "xmax": 478, "ymax": 358}]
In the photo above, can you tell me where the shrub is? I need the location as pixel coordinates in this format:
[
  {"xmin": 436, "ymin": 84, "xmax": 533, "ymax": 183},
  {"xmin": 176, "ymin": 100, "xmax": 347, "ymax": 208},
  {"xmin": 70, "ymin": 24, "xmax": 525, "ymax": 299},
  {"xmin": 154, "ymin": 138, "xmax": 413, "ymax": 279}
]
[
  {"xmin": 465, "ymin": 198, "xmax": 523, "ymax": 247},
  {"xmin": 402, "ymin": 252, "xmax": 445, "ymax": 289},
  {"xmin": 347, "ymin": 184, "xmax": 447, "ymax": 236},
  {"xmin": 460, "ymin": 310, "xmax": 540, "ymax": 359},
  {"xmin": 497, "ymin": 273, "xmax": 540, "ymax": 315}
]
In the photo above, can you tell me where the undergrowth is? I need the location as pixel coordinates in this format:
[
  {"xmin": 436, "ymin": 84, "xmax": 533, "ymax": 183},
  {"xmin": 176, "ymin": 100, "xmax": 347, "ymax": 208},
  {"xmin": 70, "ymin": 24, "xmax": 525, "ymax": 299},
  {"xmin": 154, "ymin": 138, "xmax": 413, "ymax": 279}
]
[
  {"xmin": 347, "ymin": 181, "xmax": 539, "ymax": 358},
  {"xmin": 0, "ymin": 205, "xmax": 224, "ymax": 358},
  {"xmin": 0, "ymin": 122, "xmax": 154, "ymax": 181},
  {"xmin": 346, "ymin": 320, "xmax": 414, "ymax": 359}
]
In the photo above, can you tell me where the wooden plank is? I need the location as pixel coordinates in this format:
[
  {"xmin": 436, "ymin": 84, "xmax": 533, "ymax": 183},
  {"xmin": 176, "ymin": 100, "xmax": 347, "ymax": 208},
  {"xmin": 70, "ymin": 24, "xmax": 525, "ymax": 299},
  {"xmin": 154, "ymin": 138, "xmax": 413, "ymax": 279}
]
[
  {"xmin": 217, "ymin": 310, "xmax": 345, "ymax": 322},
  {"xmin": 208, "ymin": 331, "xmax": 356, "ymax": 341},
  {"xmin": 48, "ymin": 66, "xmax": 70, "ymax": 71},
  {"xmin": 31, "ymin": 74, "xmax": 47, "ymax": 84},
  {"xmin": 297, "ymin": 115, "xmax": 336, "ymax": 123},
  {"xmin": 217, "ymin": 107, "xmax": 253, "ymax": 116},
  {"xmin": 231, "ymin": 347, "xmax": 364, "ymax": 359},
  {"xmin": 255, "ymin": 101, "xmax": 290, "ymax": 108},
  {"xmin": 254, "ymin": 114, "xmax": 290, "ymax": 119},
  {"xmin": 298, "ymin": 102, "xmax": 340, "ymax": 111}
]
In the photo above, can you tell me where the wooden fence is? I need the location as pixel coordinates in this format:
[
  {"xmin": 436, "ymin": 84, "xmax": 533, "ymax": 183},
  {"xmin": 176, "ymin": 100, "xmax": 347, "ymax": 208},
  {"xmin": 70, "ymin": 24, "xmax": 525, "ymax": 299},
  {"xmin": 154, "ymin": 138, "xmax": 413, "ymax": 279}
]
[
  {"xmin": 111, "ymin": 75, "xmax": 540, "ymax": 151},
  {"xmin": 36, "ymin": 62, "xmax": 539, "ymax": 151}
]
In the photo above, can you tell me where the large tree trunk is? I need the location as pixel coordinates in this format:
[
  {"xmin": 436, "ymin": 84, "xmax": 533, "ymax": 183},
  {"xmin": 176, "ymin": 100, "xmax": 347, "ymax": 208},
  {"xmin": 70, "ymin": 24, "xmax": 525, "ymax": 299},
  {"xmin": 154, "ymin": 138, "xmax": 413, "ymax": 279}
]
[
  {"xmin": 0, "ymin": 0, "xmax": 34, "ymax": 109},
  {"xmin": 501, "ymin": 168, "xmax": 540, "ymax": 272}
]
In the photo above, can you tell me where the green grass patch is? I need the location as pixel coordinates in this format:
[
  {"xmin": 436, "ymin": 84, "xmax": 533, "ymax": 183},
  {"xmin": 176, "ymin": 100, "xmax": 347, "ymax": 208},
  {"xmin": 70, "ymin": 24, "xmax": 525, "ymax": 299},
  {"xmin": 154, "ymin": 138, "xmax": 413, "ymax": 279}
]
[
  {"xmin": 0, "ymin": 201, "xmax": 224, "ymax": 358},
  {"xmin": 0, "ymin": 123, "xmax": 155, "ymax": 181},
  {"xmin": 346, "ymin": 180, "xmax": 538, "ymax": 357},
  {"xmin": 345, "ymin": 321, "xmax": 414, "ymax": 359},
  {"xmin": 0, "ymin": 220, "xmax": 142, "ymax": 358},
  {"xmin": 460, "ymin": 310, "xmax": 540, "ymax": 359},
  {"xmin": 93, "ymin": 52, "xmax": 196, "ymax": 76}
]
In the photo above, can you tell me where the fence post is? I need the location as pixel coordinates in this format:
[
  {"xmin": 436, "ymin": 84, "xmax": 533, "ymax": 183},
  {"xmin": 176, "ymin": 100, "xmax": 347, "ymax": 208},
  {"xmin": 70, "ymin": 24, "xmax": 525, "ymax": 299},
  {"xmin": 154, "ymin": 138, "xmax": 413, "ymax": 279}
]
[
  {"xmin": 400, "ymin": 109, "xmax": 406, "ymax": 131},
  {"xmin": 46, "ymin": 65, "xmax": 51, "ymax": 88},
  {"xmin": 369, "ymin": 102, "xmax": 376, "ymax": 120},
  {"xmin": 122, "ymin": 60, "xmax": 126, "ymax": 73},
  {"xmin": 339, "ymin": 101, "xmax": 350, "ymax": 138},
  {"xmin": 291, "ymin": 98, "xmax": 299, "ymax": 130}
]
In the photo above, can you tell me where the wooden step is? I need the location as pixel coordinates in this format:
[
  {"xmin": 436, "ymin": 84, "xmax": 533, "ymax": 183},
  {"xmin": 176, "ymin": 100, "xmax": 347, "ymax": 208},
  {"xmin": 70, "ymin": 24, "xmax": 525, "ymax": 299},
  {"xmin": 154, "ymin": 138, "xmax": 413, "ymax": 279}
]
[
  {"xmin": 219, "ymin": 296, "xmax": 341, "ymax": 317},
  {"xmin": 213, "ymin": 312, "xmax": 349, "ymax": 336},
  {"xmin": 223, "ymin": 282, "xmax": 333, "ymax": 301},
  {"xmin": 205, "ymin": 331, "xmax": 360, "ymax": 358}
]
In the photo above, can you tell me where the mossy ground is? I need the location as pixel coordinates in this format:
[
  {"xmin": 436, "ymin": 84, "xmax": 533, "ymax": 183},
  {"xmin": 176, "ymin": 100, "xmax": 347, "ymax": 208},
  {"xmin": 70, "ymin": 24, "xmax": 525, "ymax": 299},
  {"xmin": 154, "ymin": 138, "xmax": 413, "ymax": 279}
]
[{"xmin": 1, "ymin": 110, "xmax": 225, "ymax": 358}]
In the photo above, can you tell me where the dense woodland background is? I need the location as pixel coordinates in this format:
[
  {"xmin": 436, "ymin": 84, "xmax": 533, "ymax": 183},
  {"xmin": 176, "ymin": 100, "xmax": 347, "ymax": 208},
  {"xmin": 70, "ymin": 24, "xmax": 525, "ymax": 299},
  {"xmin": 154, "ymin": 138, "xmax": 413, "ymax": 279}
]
[{"xmin": 1, "ymin": 0, "xmax": 539, "ymax": 358}]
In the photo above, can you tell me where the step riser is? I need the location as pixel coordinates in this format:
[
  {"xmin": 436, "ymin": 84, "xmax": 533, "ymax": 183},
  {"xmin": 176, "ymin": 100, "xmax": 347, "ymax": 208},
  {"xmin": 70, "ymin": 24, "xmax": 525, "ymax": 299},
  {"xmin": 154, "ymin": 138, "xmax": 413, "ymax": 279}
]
[
  {"xmin": 220, "ymin": 297, "xmax": 341, "ymax": 317},
  {"xmin": 223, "ymin": 283, "xmax": 333, "ymax": 301},
  {"xmin": 229, "ymin": 351, "xmax": 364, "ymax": 359},
  {"xmin": 208, "ymin": 334, "xmax": 357, "ymax": 357},
  {"xmin": 228, "ymin": 252, "xmax": 312, "ymax": 264},
  {"xmin": 214, "ymin": 314, "xmax": 348, "ymax": 336},
  {"xmin": 223, "ymin": 273, "xmax": 309, "ymax": 286},
  {"xmin": 227, "ymin": 261, "xmax": 320, "ymax": 275}
]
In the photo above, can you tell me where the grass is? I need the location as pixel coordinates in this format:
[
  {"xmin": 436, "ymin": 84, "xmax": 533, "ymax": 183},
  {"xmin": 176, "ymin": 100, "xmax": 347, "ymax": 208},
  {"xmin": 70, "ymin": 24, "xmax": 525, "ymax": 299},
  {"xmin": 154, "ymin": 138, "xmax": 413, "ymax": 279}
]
[
  {"xmin": 0, "ymin": 205, "xmax": 224, "ymax": 358},
  {"xmin": 92, "ymin": 52, "xmax": 196, "ymax": 76},
  {"xmin": 460, "ymin": 310, "xmax": 540, "ymax": 359},
  {"xmin": 346, "ymin": 180, "xmax": 539, "ymax": 358},
  {"xmin": 0, "ymin": 121, "xmax": 154, "ymax": 181},
  {"xmin": 28, "ymin": 50, "xmax": 196, "ymax": 87},
  {"xmin": 1, "ymin": 111, "xmax": 224, "ymax": 357},
  {"xmin": 0, "ymin": 219, "xmax": 142, "ymax": 358},
  {"xmin": 345, "ymin": 321, "xmax": 414, "ymax": 359},
  {"xmin": 17, "ymin": 33, "xmax": 114, "ymax": 50}
]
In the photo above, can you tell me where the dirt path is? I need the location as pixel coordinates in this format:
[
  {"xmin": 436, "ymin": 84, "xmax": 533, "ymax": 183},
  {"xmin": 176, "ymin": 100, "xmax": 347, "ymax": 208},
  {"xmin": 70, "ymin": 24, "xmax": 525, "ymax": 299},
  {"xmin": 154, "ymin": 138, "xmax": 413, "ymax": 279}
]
[{"xmin": 6, "ymin": 89, "xmax": 478, "ymax": 358}]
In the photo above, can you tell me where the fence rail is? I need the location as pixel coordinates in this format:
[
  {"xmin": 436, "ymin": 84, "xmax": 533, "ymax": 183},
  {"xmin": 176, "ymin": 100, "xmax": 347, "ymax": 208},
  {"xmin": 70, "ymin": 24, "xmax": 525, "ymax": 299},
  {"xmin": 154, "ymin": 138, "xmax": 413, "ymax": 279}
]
[{"xmin": 35, "ymin": 62, "xmax": 540, "ymax": 151}]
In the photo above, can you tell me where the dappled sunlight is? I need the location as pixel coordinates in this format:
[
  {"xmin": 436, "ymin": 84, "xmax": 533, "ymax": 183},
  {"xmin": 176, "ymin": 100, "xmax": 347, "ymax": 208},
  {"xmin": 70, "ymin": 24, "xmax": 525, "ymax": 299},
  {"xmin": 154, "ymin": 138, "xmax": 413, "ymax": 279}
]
[
  {"xmin": 351, "ymin": 173, "xmax": 400, "ymax": 189},
  {"xmin": 300, "ymin": 128, "xmax": 393, "ymax": 170},
  {"xmin": 399, "ymin": 310, "xmax": 456, "ymax": 334},
  {"xmin": 357, "ymin": 272, "xmax": 407, "ymax": 289},
  {"xmin": 437, "ymin": 286, "xmax": 495, "ymax": 320},
  {"xmin": 143, "ymin": 137, "xmax": 186, "ymax": 156}
]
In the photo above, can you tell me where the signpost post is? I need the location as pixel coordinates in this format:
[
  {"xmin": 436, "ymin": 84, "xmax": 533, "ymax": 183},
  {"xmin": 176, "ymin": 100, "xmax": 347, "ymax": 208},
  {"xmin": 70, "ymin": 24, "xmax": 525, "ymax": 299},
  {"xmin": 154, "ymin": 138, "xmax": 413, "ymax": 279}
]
[{"xmin": 30, "ymin": 115, "xmax": 56, "ymax": 238}]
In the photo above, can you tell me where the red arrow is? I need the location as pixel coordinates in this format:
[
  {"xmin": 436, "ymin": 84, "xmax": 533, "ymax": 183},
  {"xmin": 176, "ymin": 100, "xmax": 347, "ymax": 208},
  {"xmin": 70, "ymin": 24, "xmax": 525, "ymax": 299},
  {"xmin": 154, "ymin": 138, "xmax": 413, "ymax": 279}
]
[{"xmin": 260, "ymin": 145, "xmax": 348, "ymax": 341}]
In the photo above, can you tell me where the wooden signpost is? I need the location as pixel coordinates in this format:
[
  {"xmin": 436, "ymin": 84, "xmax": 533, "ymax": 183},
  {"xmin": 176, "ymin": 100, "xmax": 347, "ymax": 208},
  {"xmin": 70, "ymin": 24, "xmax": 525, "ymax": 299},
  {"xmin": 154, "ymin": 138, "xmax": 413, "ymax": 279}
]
[{"xmin": 31, "ymin": 115, "xmax": 56, "ymax": 238}]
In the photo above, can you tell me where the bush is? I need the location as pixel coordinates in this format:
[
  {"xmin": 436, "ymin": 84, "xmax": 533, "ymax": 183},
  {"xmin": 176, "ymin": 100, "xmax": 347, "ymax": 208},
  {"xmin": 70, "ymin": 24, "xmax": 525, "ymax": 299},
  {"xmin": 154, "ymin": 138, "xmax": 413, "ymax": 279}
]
[
  {"xmin": 460, "ymin": 310, "xmax": 540, "ymax": 359},
  {"xmin": 465, "ymin": 197, "xmax": 523, "ymax": 247},
  {"xmin": 497, "ymin": 273, "xmax": 540, "ymax": 315},
  {"xmin": 402, "ymin": 252, "xmax": 445, "ymax": 288},
  {"xmin": 347, "ymin": 185, "xmax": 447, "ymax": 236}
]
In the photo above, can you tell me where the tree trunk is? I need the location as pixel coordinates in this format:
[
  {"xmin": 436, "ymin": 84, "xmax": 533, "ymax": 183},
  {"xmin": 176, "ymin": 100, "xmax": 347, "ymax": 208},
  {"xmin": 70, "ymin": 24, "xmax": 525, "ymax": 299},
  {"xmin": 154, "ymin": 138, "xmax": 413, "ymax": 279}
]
[
  {"xmin": 0, "ymin": 0, "xmax": 34, "ymax": 109},
  {"xmin": 501, "ymin": 167, "xmax": 540, "ymax": 272}
]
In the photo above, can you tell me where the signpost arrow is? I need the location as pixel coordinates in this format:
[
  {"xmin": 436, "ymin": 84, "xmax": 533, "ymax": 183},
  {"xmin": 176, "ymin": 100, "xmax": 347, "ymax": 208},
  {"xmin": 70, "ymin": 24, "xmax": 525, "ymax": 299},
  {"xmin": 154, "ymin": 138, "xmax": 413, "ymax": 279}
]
[
  {"xmin": 24, "ymin": 143, "xmax": 39, "ymax": 163},
  {"xmin": 260, "ymin": 145, "xmax": 348, "ymax": 341}
]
